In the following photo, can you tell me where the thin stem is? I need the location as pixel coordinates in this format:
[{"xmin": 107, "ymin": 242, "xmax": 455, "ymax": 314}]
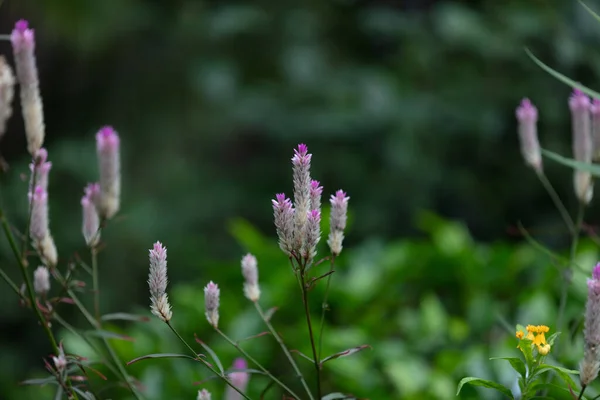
[
  {"xmin": 0, "ymin": 266, "xmax": 23, "ymax": 298},
  {"xmin": 317, "ymin": 255, "xmax": 336, "ymax": 361},
  {"xmin": 254, "ymin": 302, "xmax": 313, "ymax": 400},
  {"xmin": 91, "ymin": 246, "xmax": 100, "ymax": 325},
  {"xmin": 165, "ymin": 322, "xmax": 252, "ymax": 400},
  {"xmin": 536, "ymin": 171, "xmax": 576, "ymax": 235},
  {"xmin": 299, "ymin": 271, "xmax": 322, "ymax": 399},
  {"xmin": 557, "ymin": 203, "xmax": 584, "ymax": 332},
  {"xmin": 577, "ymin": 384, "xmax": 587, "ymax": 400}
]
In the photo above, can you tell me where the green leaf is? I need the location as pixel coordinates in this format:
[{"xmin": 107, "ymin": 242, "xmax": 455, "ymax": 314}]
[
  {"xmin": 21, "ymin": 377, "xmax": 58, "ymax": 386},
  {"xmin": 322, "ymin": 393, "xmax": 355, "ymax": 400},
  {"xmin": 525, "ymin": 49, "xmax": 600, "ymax": 99},
  {"xmin": 100, "ymin": 312, "xmax": 150, "ymax": 323},
  {"xmin": 542, "ymin": 149, "xmax": 600, "ymax": 176},
  {"xmin": 320, "ymin": 345, "xmax": 372, "ymax": 366},
  {"xmin": 291, "ymin": 349, "xmax": 314, "ymax": 364},
  {"xmin": 518, "ymin": 338, "xmax": 535, "ymax": 370},
  {"xmin": 194, "ymin": 334, "xmax": 224, "ymax": 374},
  {"xmin": 126, "ymin": 353, "xmax": 197, "ymax": 365},
  {"xmin": 456, "ymin": 377, "xmax": 514, "ymax": 398},
  {"xmin": 536, "ymin": 364, "xmax": 579, "ymax": 390},
  {"xmin": 546, "ymin": 332, "xmax": 561, "ymax": 347},
  {"xmin": 490, "ymin": 357, "xmax": 527, "ymax": 378},
  {"xmin": 579, "ymin": 0, "xmax": 600, "ymax": 24},
  {"xmin": 85, "ymin": 329, "xmax": 134, "ymax": 342}
]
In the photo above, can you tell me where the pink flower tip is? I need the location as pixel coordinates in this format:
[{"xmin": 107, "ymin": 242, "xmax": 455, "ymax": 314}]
[
  {"xmin": 593, "ymin": 263, "xmax": 600, "ymax": 280},
  {"xmin": 335, "ymin": 190, "xmax": 349, "ymax": 200},
  {"xmin": 206, "ymin": 281, "xmax": 218, "ymax": 290},
  {"xmin": 310, "ymin": 180, "xmax": 323, "ymax": 191},
  {"xmin": 152, "ymin": 241, "xmax": 166, "ymax": 254},
  {"xmin": 233, "ymin": 358, "xmax": 247, "ymax": 370},
  {"xmin": 308, "ymin": 209, "xmax": 321, "ymax": 220},
  {"xmin": 36, "ymin": 148, "xmax": 48, "ymax": 163},
  {"xmin": 296, "ymin": 143, "xmax": 308, "ymax": 155},
  {"xmin": 275, "ymin": 193, "xmax": 286, "ymax": 203},
  {"xmin": 96, "ymin": 126, "xmax": 120, "ymax": 149},
  {"xmin": 516, "ymin": 98, "xmax": 537, "ymax": 121},
  {"xmin": 84, "ymin": 183, "xmax": 100, "ymax": 197},
  {"xmin": 15, "ymin": 20, "xmax": 29, "ymax": 32}
]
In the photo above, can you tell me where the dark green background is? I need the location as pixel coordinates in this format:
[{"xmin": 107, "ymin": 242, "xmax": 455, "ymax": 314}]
[{"xmin": 1, "ymin": 0, "xmax": 599, "ymax": 399}]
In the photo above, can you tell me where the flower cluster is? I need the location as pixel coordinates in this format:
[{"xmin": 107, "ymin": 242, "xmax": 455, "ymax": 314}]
[{"xmin": 516, "ymin": 324, "xmax": 551, "ymax": 356}]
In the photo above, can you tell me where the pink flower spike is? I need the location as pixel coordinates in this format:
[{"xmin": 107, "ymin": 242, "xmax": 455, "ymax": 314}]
[
  {"xmin": 96, "ymin": 126, "xmax": 121, "ymax": 219},
  {"xmin": 570, "ymin": 88, "xmax": 591, "ymax": 112},
  {"xmin": 225, "ymin": 358, "xmax": 249, "ymax": 399},
  {"xmin": 582, "ymin": 262, "xmax": 600, "ymax": 384},
  {"xmin": 272, "ymin": 193, "xmax": 295, "ymax": 255},
  {"xmin": 515, "ymin": 98, "xmax": 538, "ymax": 122},
  {"xmin": 569, "ymin": 88, "xmax": 594, "ymax": 204},
  {"xmin": 81, "ymin": 187, "xmax": 100, "ymax": 247},
  {"xmin": 148, "ymin": 241, "xmax": 172, "ymax": 322},
  {"xmin": 309, "ymin": 180, "xmax": 323, "ymax": 211},
  {"xmin": 15, "ymin": 20, "xmax": 29, "ymax": 32},
  {"xmin": 204, "ymin": 281, "xmax": 220, "ymax": 328}
]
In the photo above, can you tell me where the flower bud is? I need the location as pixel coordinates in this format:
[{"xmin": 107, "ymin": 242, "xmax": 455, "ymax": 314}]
[
  {"xmin": 81, "ymin": 184, "xmax": 100, "ymax": 247},
  {"xmin": 515, "ymin": 98, "xmax": 542, "ymax": 173},
  {"xmin": 327, "ymin": 190, "xmax": 349, "ymax": 256},
  {"xmin": 148, "ymin": 241, "xmax": 172, "ymax": 322},
  {"xmin": 11, "ymin": 20, "xmax": 45, "ymax": 155},
  {"xmin": 33, "ymin": 265, "xmax": 50, "ymax": 295},
  {"xmin": 204, "ymin": 281, "xmax": 220, "ymax": 328},
  {"xmin": 241, "ymin": 253, "xmax": 260, "ymax": 302},
  {"xmin": 197, "ymin": 389, "xmax": 211, "ymax": 400},
  {"xmin": 96, "ymin": 126, "xmax": 121, "ymax": 219},
  {"xmin": 569, "ymin": 89, "xmax": 594, "ymax": 204}
]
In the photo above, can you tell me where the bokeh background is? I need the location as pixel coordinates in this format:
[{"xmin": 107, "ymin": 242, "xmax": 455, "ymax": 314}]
[{"xmin": 2, "ymin": 0, "xmax": 600, "ymax": 399}]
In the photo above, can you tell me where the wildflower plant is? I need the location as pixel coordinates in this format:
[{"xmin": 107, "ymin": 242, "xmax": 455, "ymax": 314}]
[
  {"xmin": 130, "ymin": 143, "xmax": 368, "ymax": 399},
  {"xmin": 459, "ymin": 2, "xmax": 600, "ymax": 399},
  {"xmin": 0, "ymin": 19, "xmax": 147, "ymax": 400}
]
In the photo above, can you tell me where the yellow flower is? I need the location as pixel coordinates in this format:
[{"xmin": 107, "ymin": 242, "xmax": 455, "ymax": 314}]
[
  {"xmin": 516, "ymin": 331, "xmax": 524, "ymax": 339},
  {"xmin": 538, "ymin": 344, "xmax": 551, "ymax": 355},
  {"xmin": 516, "ymin": 324, "xmax": 551, "ymax": 355}
]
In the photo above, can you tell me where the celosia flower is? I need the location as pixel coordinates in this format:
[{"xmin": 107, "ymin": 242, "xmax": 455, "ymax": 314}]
[
  {"xmin": 204, "ymin": 281, "xmax": 220, "ymax": 328},
  {"xmin": 241, "ymin": 253, "xmax": 260, "ymax": 302},
  {"xmin": 224, "ymin": 358, "xmax": 249, "ymax": 400},
  {"xmin": 29, "ymin": 185, "xmax": 48, "ymax": 242},
  {"xmin": 96, "ymin": 126, "xmax": 121, "ymax": 219},
  {"xmin": 11, "ymin": 20, "xmax": 45, "ymax": 155},
  {"xmin": 148, "ymin": 241, "xmax": 172, "ymax": 322},
  {"xmin": 327, "ymin": 190, "xmax": 349, "ymax": 256},
  {"xmin": 197, "ymin": 389, "xmax": 211, "ymax": 400},
  {"xmin": 569, "ymin": 89, "xmax": 593, "ymax": 204},
  {"xmin": 581, "ymin": 263, "xmax": 600, "ymax": 385},
  {"xmin": 33, "ymin": 265, "xmax": 50, "ymax": 295},
  {"xmin": 309, "ymin": 180, "xmax": 323, "ymax": 212},
  {"xmin": 81, "ymin": 184, "xmax": 100, "ymax": 247},
  {"xmin": 302, "ymin": 209, "xmax": 321, "ymax": 264},
  {"xmin": 591, "ymin": 99, "xmax": 600, "ymax": 162},
  {"xmin": 515, "ymin": 98, "xmax": 542, "ymax": 173},
  {"xmin": 291, "ymin": 144, "xmax": 312, "ymax": 254},
  {"xmin": 272, "ymin": 193, "xmax": 295, "ymax": 255},
  {"xmin": 0, "ymin": 56, "xmax": 15, "ymax": 141},
  {"xmin": 29, "ymin": 148, "xmax": 52, "ymax": 192}
]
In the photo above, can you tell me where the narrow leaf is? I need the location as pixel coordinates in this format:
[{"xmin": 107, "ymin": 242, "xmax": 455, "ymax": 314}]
[
  {"xmin": 237, "ymin": 331, "xmax": 271, "ymax": 343},
  {"xmin": 100, "ymin": 313, "xmax": 150, "ymax": 323},
  {"xmin": 320, "ymin": 345, "xmax": 372, "ymax": 365},
  {"xmin": 308, "ymin": 270, "xmax": 335, "ymax": 287},
  {"xmin": 490, "ymin": 357, "xmax": 527, "ymax": 378},
  {"xmin": 542, "ymin": 149, "xmax": 600, "ymax": 176},
  {"xmin": 536, "ymin": 364, "xmax": 579, "ymax": 389},
  {"xmin": 21, "ymin": 377, "xmax": 58, "ymax": 386},
  {"xmin": 456, "ymin": 377, "xmax": 514, "ymax": 398},
  {"xmin": 579, "ymin": 0, "xmax": 600, "ymax": 24},
  {"xmin": 525, "ymin": 48, "xmax": 600, "ymax": 99},
  {"xmin": 291, "ymin": 349, "xmax": 315, "ymax": 364},
  {"xmin": 194, "ymin": 334, "xmax": 224, "ymax": 374},
  {"xmin": 126, "ymin": 353, "xmax": 196, "ymax": 365},
  {"xmin": 85, "ymin": 330, "xmax": 134, "ymax": 342},
  {"xmin": 322, "ymin": 393, "xmax": 355, "ymax": 400}
]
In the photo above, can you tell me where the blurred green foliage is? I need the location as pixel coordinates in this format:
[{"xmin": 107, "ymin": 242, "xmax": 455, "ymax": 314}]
[{"xmin": 2, "ymin": 0, "xmax": 600, "ymax": 398}]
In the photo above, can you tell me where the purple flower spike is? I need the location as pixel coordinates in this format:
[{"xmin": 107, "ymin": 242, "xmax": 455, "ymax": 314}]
[
  {"xmin": 309, "ymin": 179, "xmax": 323, "ymax": 211},
  {"xmin": 96, "ymin": 126, "xmax": 121, "ymax": 219},
  {"xmin": 582, "ymin": 262, "xmax": 600, "ymax": 385},
  {"xmin": 569, "ymin": 88, "xmax": 594, "ymax": 204},
  {"xmin": 225, "ymin": 358, "xmax": 249, "ymax": 400},
  {"xmin": 272, "ymin": 193, "xmax": 295, "ymax": 255},
  {"xmin": 515, "ymin": 98, "xmax": 542, "ymax": 173}
]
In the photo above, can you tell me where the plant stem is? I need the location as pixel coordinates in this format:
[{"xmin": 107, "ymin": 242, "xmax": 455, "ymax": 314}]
[
  {"xmin": 557, "ymin": 203, "xmax": 584, "ymax": 332},
  {"xmin": 165, "ymin": 322, "xmax": 252, "ymax": 400},
  {"xmin": 91, "ymin": 246, "xmax": 100, "ymax": 325},
  {"xmin": 215, "ymin": 327, "xmax": 302, "ymax": 400},
  {"xmin": 0, "ymin": 209, "xmax": 79, "ymax": 399},
  {"xmin": 536, "ymin": 171, "xmax": 576, "ymax": 235},
  {"xmin": 577, "ymin": 384, "xmax": 587, "ymax": 400},
  {"xmin": 254, "ymin": 301, "xmax": 314, "ymax": 400},
  {"xmin": 317, "ymin": 255, "xmax": 336, "ymax": 361},
  {"xmin": 0, "ymin": 266, "xmax": 23, "ymax": 298},
  {"xmin": 299, "ymin": 271, "xmax": 322, "ymax": 399}
]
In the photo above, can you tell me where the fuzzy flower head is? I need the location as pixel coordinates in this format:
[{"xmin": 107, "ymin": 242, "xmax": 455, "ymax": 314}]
[
  {"xmin": 302, "ymin": 209, "xmax": 321, "ymax": 265},
  {"xmin": 582, "ymin": 265, "xmax": 600, "ymax": 386},
  {"xmin": 241, "ymin": 253, "xmax": 260, "ymax": 302},
  {"xmin": 225, "ymin": 358, "xmax": 249, "ymax": 400},
  {"xmin": 96, "ymin": 126, "xmax": 121, "ymax": 219},
  {"xmin": 516, "ymin": 324, "xmax": 551, "ymax": 356},
  {"xmin": 328, "ymin": 190, "xmax": 350, "ymax": 256},
  {"xmin": 291, "ymin": 144, "xmax": 312, "ymax": 254},
  {"xmin": 81, "ymin": 185, "xmax": 101, "ymax": 247},
  {"xmin": 148, "ymin": 241, "xmax": 172, "ymax": 322},
  {"xmin": 0, "ymin": 56, "xmax": 15, "ymax": 141},
  {"xmin": 29, "ymin": 148, "xmax": 52, "ymax": 192},
  {"xmin": 29, "ymin": 185, "xmax": 48, "ymax": 242},
  {"xmin": 569, "ymin": 89, "xmax": 594, "ymax": 204},
  {"xmin": 309, "ymin": 180, "xmax": 323, "ymax": 212},
  {"xmin": 197, "ymin": 389, "xmax": 211, "ymax": 400},
  {"xmin": 515, "ymin": 98, "xmax": 542, "ymax": 173},
  {"xmin": 33, "ymin": 265, "xmax": 50, "ymax": 295},
  {"xmin": 204, "ymin": 281, "xmax": 220, "ymax": 328},
  {"xmin": 272, "ymin": 193, "xmax": 295, "ymax": 255}
]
